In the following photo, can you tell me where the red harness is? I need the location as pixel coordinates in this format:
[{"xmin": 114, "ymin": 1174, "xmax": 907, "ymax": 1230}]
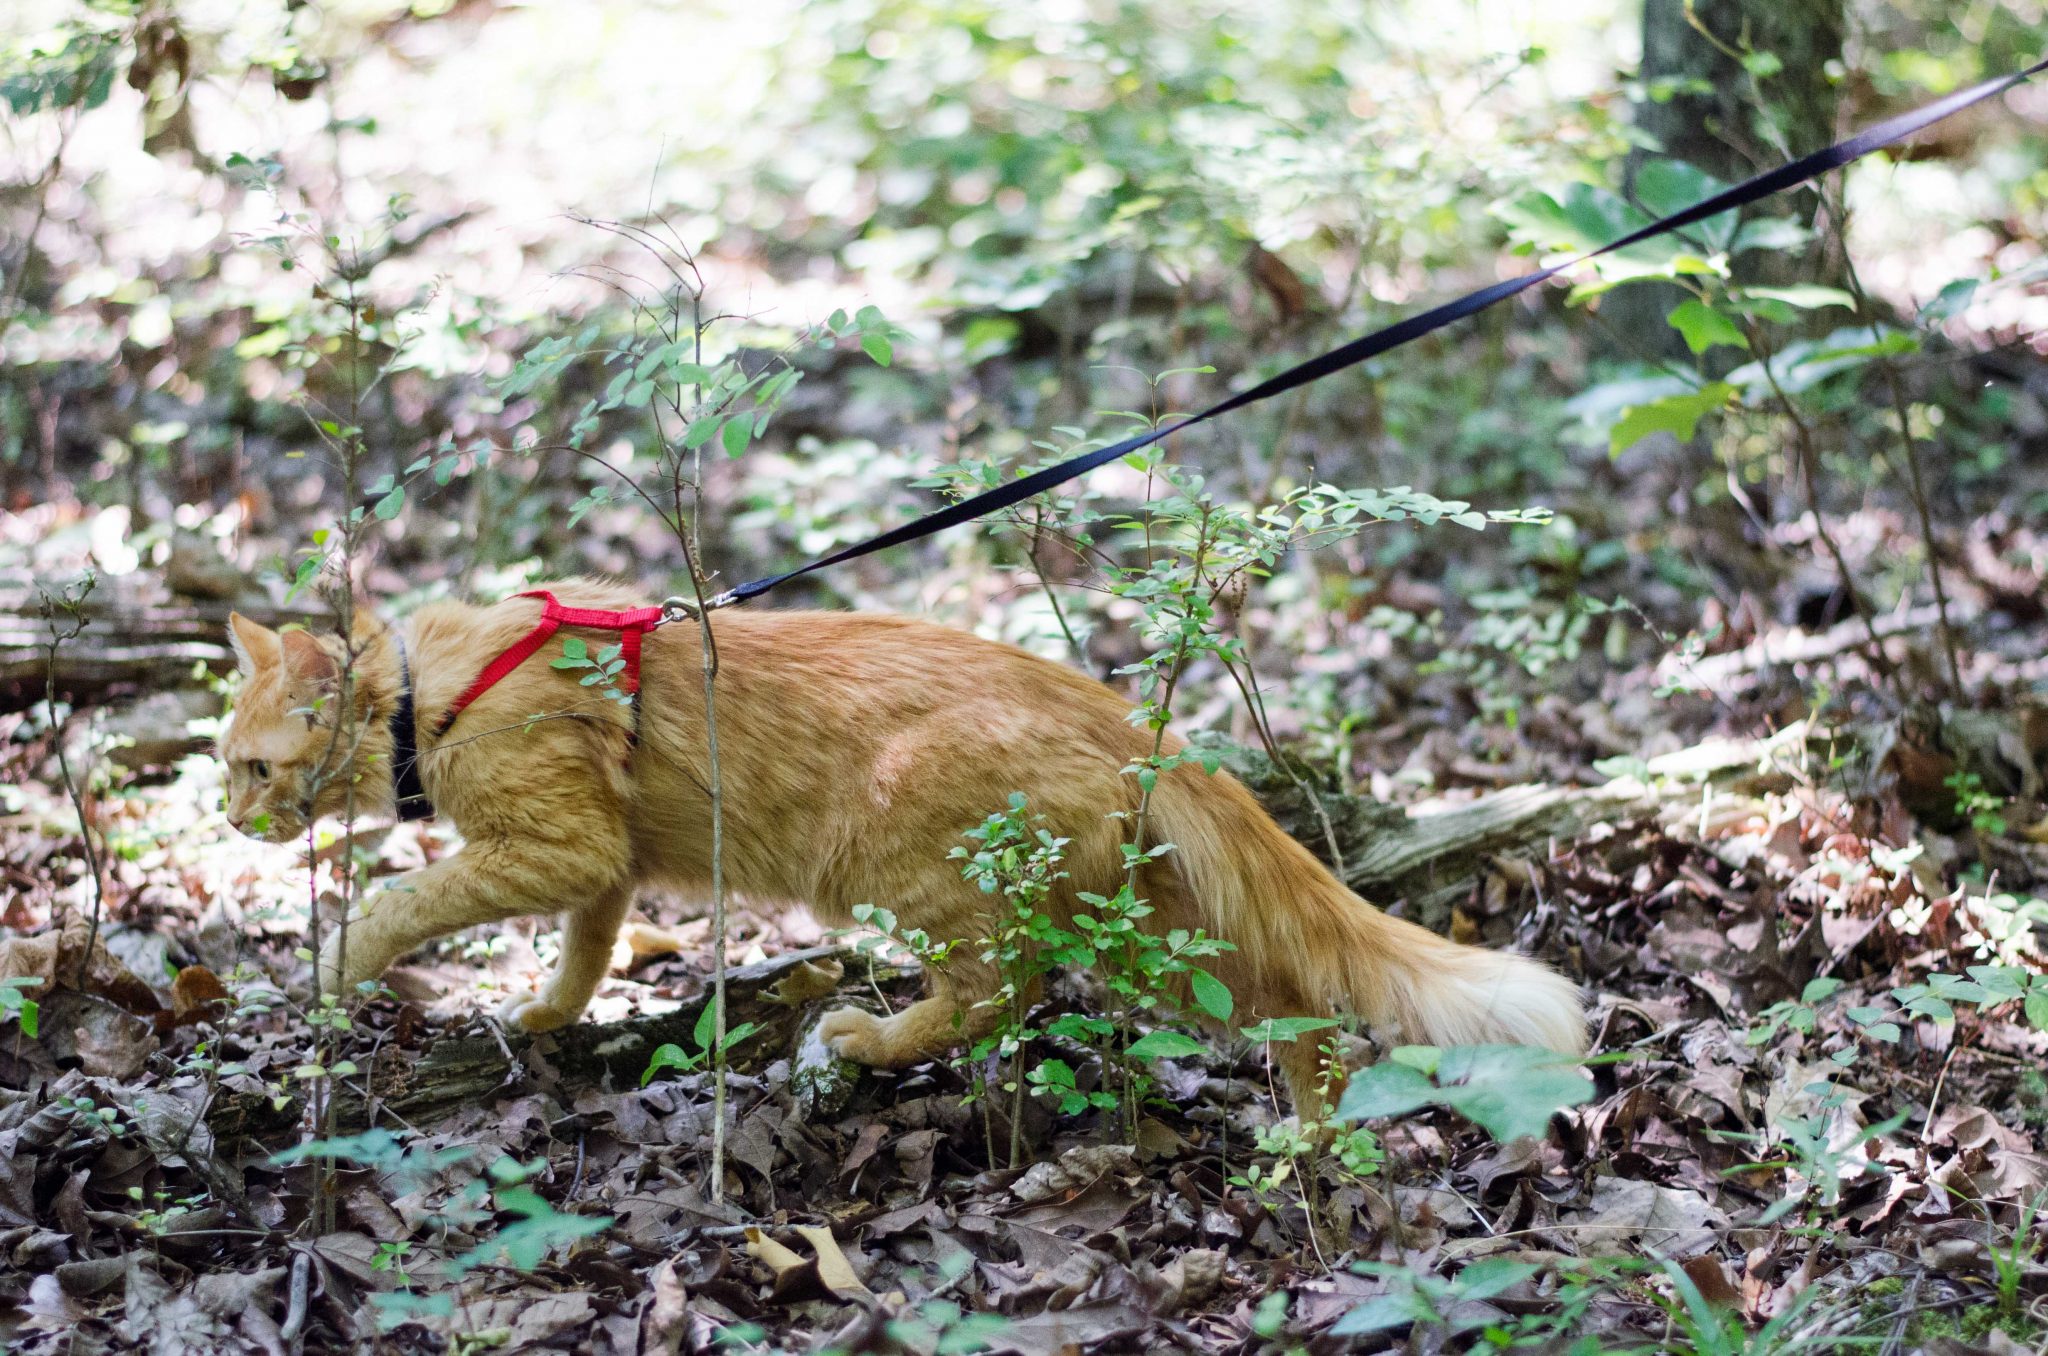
[{"xmin": 431, "ymin": 590, "xmax": 667, "ymax": 739}]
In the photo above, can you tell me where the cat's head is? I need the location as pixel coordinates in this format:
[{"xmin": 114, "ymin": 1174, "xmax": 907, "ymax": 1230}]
[{"xmin": 217, "ymin": 613, "xmax": 370, "ymax": 842}]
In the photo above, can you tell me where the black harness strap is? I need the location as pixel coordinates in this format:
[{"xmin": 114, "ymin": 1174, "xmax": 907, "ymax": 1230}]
[
  {"xmin": 708, "ymin": 57, "xmax": 2048, "ymax": 610},
  {"xmin": 391, "ymin": 634, "xmax": 435, "ymax": 822}
]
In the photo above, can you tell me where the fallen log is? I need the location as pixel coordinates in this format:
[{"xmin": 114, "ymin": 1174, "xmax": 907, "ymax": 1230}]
[
  {"xmin": 0, "ymin": 573, "xmax": 318, "ymax": 709},
  {"xmin": 1234, "ymin": 721, "xmax": 1813, "ymax": 926}
]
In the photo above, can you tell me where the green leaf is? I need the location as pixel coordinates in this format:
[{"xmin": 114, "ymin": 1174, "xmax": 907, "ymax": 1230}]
[
  {"xmin": 479, "ymin": 1186, "xmax": 610, "ymax": 1269},
  {"xmin": 1454, "ymin": 1258, "xmax": 1543, "ymax": 1302},
  {"xmin": 373, "ymin": 487, "xmax": 405, "ymax": 520},
  {"xmin": 1239, "ymin": 1016, "xmax": 1341, "ymax": 1043},
  {"xmin": 1965, "ymin": 966, "xmax": 2026, "ymax": 1003},
  {"xmin": 721, "ymin": 417, "xmax": 751, "ymax": 458},
  {"xmin": 1922, "ymin": 277, "xmax": 1979, "ymax": 323},
  {"xmin": 1800, "ymin": 976, "xmax": 1843, "ymax": 1004},
  {"xmin": 1190, "ymin": 969, "xmax": 1233, "ymax": 1023},
  {"xmin": 1333, "ymin": 1061, "xmax": 1439, "ymax": 1121},
  {"xmin": 683, "ymin": 416, "xmax": 723, "ymax": 450},
  {"xmin": 2027, "ymin": 990, "xmax": 2048, "ymax": 1032},
  {"xmin": 1336, "ymin": 1044, "xmax": 1592, "ymax": 1142},
  {"xmin": 1739, "ymin": 284, "xmax": 1855, "ymax": 312},
  {"xmin": 1730, "ymin": 216, "xmax": 1814, "ymax": 256},
  {"xmin": 1126, "ymin": 1030, "xmax": 1208, "ymax": 1060},
  {"xmin": 1666, "ymin": 300, "xmax": 1749, "ymax": 355},
  {"xmin": 861, "ymin": 332, "xmax": 893, "ymax": 367},
  {"xmin": 1330, "ymin": 1293, "xmax": 1426, "ymax": 1336},
  {"xmin": 1609, "ymin": 382, "xmax": 1736, "ymax": 456},
  {"xmin": 642, "ymin": 1043, "xmax": 697, "ymax": 1085}
]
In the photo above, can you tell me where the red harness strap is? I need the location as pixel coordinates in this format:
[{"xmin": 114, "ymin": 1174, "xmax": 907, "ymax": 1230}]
[{"xmin": 432, "ymin": 590, "xmax": 666, "ymax": 738}]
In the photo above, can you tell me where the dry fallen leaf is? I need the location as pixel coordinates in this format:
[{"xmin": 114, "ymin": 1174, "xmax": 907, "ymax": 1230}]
[
  {"xmin": 746, "ymin": 1225, "xmax": 874, "ymax": 1304},
  {"xmin": 1581, "ymin": 1177, "xmax": 1725, "ymax": 1258}
]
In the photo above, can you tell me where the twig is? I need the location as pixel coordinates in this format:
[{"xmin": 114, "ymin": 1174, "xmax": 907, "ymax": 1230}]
[
  {"xmin": 280, "ymin": 1249, "xmax": 311, "ymax": 1346},
  {"xmin": 1841, "ymin": 254, "xmax": 1965, "ymax": 699},
  {"xmin": 36, "ymin": 575, "xmax": 106, "ymax": 987},
  {"xmin": 1748, "ymin": 327, "xmax": 1897, "ymax": 689}
]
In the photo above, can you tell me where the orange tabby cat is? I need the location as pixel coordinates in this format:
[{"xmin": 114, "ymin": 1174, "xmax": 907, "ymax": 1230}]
[{"xmin": 220, "ymin": 579, "xmax": 1584, "ymax": 1106}]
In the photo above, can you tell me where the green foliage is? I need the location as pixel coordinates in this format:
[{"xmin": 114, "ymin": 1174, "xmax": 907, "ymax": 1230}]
[
  {"xmin": 1, "ymin": 16, "xmax": 122, "ymax": 117},
  {"xmin": 551, "ymin": 636, "xmax": 632, "ymax": 706},
  {"xmin": 850, "ymin": 901, "xmax": 962, "ymax": 970},
  {"xmin": 1946, "ymin": 770, "xmax": 2010, "ymax": 836},
  {"xmin": 1747, "ymin": 976, "xmax": 1846, "ymax": 1047},
  {"xmin": 946, "ymin": 791, "xmax": 1237, "ymax": 1141},
  {"xmin": 0, "ymin": 976, "xmax": 41, "ymax": 1038},
  {"xmin": 643, "ymin": 1000, "xmax": 761, "ymax": 1086},
  {"xmin": 1335, "ymin": 1043, "xmax": 1593, "ymax": 1142},
  {"xmin": 1333, "ymin": 1257, "xmax": 1552, "ymax": 1340},
  {"xmin": 883, "ymin": 1298, "xmax": 1009, "ymax": 1355},
  {"xmin": 1647, "ymin": 1259, "xmax": 1871, "ymax": 1356}
]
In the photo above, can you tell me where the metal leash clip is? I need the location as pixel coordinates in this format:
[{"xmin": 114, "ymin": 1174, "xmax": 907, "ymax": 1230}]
[{"xmin": 659, "ymin": 590, "xmax": 740, "ymax": 625}]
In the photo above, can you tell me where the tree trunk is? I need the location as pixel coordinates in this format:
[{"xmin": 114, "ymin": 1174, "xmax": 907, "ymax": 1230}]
[{"xmin": 1607, "ymin": 0, "xmax": 1846, "ymax": 359}]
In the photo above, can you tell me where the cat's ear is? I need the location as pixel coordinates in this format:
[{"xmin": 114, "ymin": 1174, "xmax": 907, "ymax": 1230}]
[
  {"xmin": 228, "ymin": 613, "xmax": 282, "ymax": 676},
  {"xmin": 280, "ymin": 627, "xmax": 340, "ymax": 690}
]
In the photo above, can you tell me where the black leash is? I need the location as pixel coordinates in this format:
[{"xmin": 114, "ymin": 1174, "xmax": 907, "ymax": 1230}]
[{"xmin": 702, "ymin": 57, "xmax": 2048, "ymax": 611}]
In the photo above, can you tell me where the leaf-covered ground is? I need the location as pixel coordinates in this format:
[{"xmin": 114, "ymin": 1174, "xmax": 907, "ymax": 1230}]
[{"xmin": 4, "ymin": 511, "xmax": 2047, "ymax": 1356}]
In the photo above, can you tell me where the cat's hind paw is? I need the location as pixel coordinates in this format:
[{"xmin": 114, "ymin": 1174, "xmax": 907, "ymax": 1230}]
[
  {"xmin": 499, "ymin": 991, "xmax": 578, "ymax": 1034},
  {"xmin": 815, "ymin": 1006, "xmax": 891, "ymax": 1066}
]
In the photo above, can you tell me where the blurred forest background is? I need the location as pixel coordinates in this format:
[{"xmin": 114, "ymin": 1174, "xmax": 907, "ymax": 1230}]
[{"xmin": 6, "ymin": 0, "xmax": 2048, "ymax": 1352}]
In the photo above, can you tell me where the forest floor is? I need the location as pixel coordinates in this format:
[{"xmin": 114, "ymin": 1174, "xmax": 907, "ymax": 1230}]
[{"xmin": 3, "ymin": 504, "xmax": 2048, "ymax": 1356}]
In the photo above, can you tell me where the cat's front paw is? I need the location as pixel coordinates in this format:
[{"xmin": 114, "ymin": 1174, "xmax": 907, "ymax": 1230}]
[
  {"xmin": 499, "ymin": 991, "xmax": 578, "ymax": 1033},
  {"xmin": 815, "ymin": 1006, "xmax": 891, "ymax": 1066}
]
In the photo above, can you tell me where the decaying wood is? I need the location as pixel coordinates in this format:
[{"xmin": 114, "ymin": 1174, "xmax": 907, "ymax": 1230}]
[
  {"xmin": 1658, "ymin": 604, "xmax": 1948, "ymax": 694},
  {"xmin": 1244, "ymin": 722, "xmax": 1813, "ymax": 926},
  {"xmin": 0, "ymin": 571, "xmax": 317, "ymax": 708}
]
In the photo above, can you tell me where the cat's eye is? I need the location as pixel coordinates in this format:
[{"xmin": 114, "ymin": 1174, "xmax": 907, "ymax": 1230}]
[{"xmin": 250, "ymin": 760, "xmax": 270, "ymax": 781}]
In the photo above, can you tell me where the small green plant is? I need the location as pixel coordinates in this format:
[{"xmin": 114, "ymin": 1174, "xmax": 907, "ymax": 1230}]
[
  {"xmin": 1228, "ymin": 1026, "xmax": 1380, "ymax": 1224},
  {"xmin": 884, "ymin": 1297, "xmax": 1010, "ymax": 1355},
  {"xmin": 1335, "ymin": 1043, "xmax": 1593, "ymax": 1142},
  {"xmin": 1748, "ymin": 976, "xmax": 1844, "ymax": 1048},
  {"xmin": 1744, "ymin": 965, "xmax": 2048, "ymax": 1070},
  {"xmin": 1335, "ymin": 1256, "xmax": 1651, "ymax": 1350},
  {"xmin": 0, "ymin": 976, "xmax": 42, "ymax": 1038},
  {"xmin": 642, "ymin": 1000, "xmax": 760, "ymax": 1086},
  {"xmin": 934, "ymin": 793, "xmax": 1237, "ymax": 1146},
  {"xmin": 951, "ymin": 794, "xmax": 1084, "ymax": 1165},
  {"xmin": 1056, "ymin": 881, "xmax": 1235, "ymax": 1136},
  {"xmin": 448, "ymin": 1156, "xmax": 611, "ymax": 1272},
  {"xmin": 272, "ymin": 1132, "xmax": 610, "ymax": 1329},
  {"xmin": 550, "ymin": 636, "xmax": 633, "ymax": 705},
  {"xmin": 371, "ymin": 1239, "xmax": 417, "ymax": 1287},
  {"xmin": 1714, "ymin": 1080, "xmax": 1909, "ymax": 1227},
  {"xmin": 1646, "ymin": 1258, "xmax": 1866, "ymax": 1355},
  {"xmin": 1946, "ymin": 769, "xmax": 2009, "ymax": 836},
  {"xmin": 126, "ymin": 1186, "xmax": 207, "ymax": 1238},
  {"xmin": 61, "ymin": 1094, "xmax": 126, "ymax": 1137},
  {"xmin": 1333, "ymin": 1257, "xmax": 1545, "ymax": 1341},
  {"xmin": 848, "ymin": 901, "xmax": 962, "ymax": 970},
  {"xmin": 1986, "ymin": 1192, "xmax": 2046, "ymax": 1333}
]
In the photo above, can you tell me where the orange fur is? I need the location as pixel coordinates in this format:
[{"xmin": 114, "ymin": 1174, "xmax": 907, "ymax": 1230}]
[{"xmin": 220, "ymin": 581, "xmax": 1586, "ymax": 1106}]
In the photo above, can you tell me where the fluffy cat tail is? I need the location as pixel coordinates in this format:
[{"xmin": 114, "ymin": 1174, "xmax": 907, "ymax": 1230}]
[{"xmin": 1149, "ymin": 769, "xmax": 1587, "ymax": 1058}]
